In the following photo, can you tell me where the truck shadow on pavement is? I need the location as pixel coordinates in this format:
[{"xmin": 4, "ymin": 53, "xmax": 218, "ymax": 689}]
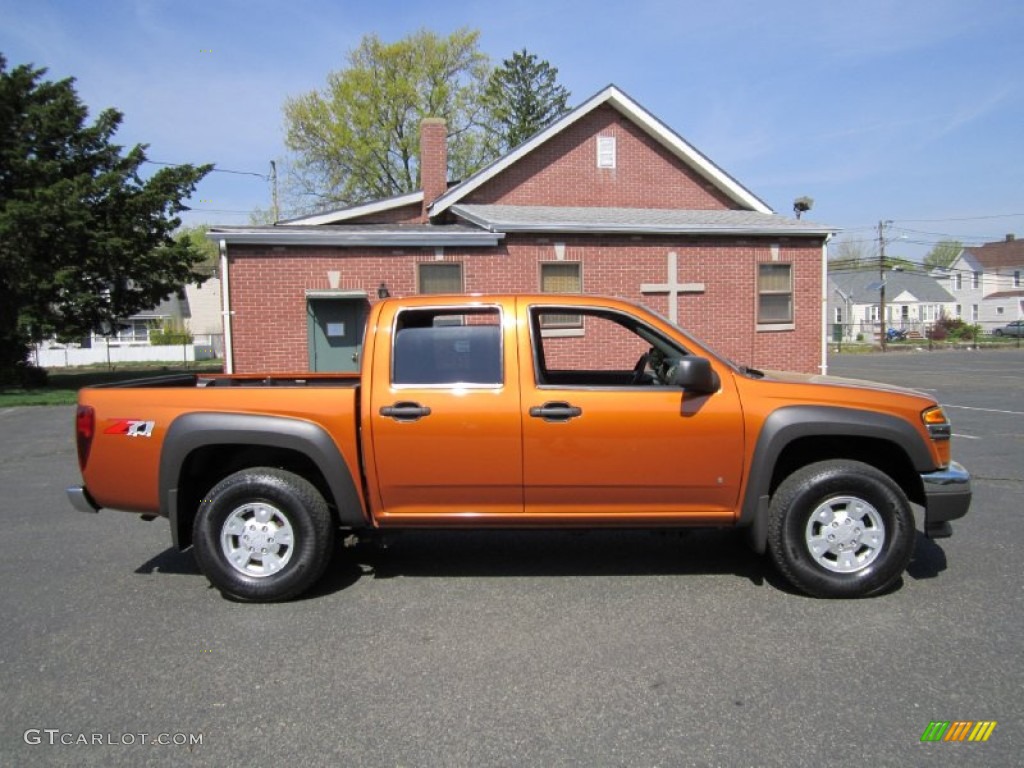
[
  {"xmin": 320, "ymin": 528, "xmax": 775, "ymax": 591},
  {"xmin": 135, "ymin": 547, "xmax": 202, "ymax": 576},
  {"xmin": 132, "ymin": 528, "xmax": 949, "ymax": 600}
]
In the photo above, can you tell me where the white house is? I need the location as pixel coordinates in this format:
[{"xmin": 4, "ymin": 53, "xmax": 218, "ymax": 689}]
[
  {"xmin": 828, "ymin": 268, "xmax": 956, "ymax": 341},
  {"xmin": 940, "ymin": 235, "xmax": 1024, "ymax": 330},
  {"xmin": 33, "ymin": 278, "xmax": 223, "ymax": 367}
]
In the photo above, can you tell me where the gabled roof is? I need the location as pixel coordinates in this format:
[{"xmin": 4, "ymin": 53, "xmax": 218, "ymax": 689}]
[
  {"xmin": 829, "ymin": 268, "xmax": 956, "ymax": 303},
  {"xmin": 431, "ymin": 85, "xmax": 773, "ymax": 217},
  {"xmin": 281, "ymin": 84, "xmax": 775, "ymax": 227},
  {"xmin": 452, "ymin": 204, "xmax": 834, "ymax": 237},
  {"xmin": 279, "ymin": 191, "xmax": 423, "ymax": 226},
  {"xmin": 960, "ymin": 237, "xmax": 1024, "ymax": 271}
]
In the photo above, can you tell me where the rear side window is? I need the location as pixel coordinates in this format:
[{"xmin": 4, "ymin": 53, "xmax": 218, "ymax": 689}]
[{"xmin": 392, "ymin": 308, "xmax": 502, "ymax": 386}]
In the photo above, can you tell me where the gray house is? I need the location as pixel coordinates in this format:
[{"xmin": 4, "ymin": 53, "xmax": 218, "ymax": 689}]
[{"xmin": 828, "ymin": 268, "xmax": 956, "ymax": 342}]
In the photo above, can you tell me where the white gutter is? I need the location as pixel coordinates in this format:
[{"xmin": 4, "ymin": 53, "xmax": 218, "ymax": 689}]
[
  {"xmin": 820, "ymin": 234, "xmax": 833, "ymax": 375},
  {"xmin": 219, "ymin": 238, "xmax": 234, "ymax": 374}
]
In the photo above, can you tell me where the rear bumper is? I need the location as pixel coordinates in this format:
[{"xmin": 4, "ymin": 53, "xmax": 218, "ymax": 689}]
[
  {"xmin": 921, "ymin": 461, "xmax": 971, "ymax": 538},
  {"xmin": 67, "ymin": 486, "xmax": 101, "ymax": 514}
]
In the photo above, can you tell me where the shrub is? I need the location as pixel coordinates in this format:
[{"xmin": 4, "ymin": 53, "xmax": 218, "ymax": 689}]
[
  {"xmin": 150, "ymin": 320, "xmax": 193, "ymax": 346},
  {"xmin": 929, "ymin": 315, "xmax": 979, "ymax": 342}
]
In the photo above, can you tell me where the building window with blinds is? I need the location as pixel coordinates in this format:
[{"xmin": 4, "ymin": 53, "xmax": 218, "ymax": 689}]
[
  {"xmin": 418, "ymin": 263, "xmax": 463, "ymax": 294},
  {"xmin": 540, "ymin": 262, "xmax": 582, "ymax": 329},
  {"xmin": 757, "ymin": 263, "xmax": 793, "ymax": 325}
]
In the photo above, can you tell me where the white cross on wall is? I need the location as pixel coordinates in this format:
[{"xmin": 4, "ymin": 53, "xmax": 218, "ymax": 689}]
[{"xmin": 640, "ymin": 251, "xmax": 705, "ymax": 323}]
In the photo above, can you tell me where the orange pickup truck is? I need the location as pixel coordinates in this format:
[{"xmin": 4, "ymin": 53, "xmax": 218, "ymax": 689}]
[{"xmin": 68, "ymin": 294, "xmax": 970, "ymax": 601}]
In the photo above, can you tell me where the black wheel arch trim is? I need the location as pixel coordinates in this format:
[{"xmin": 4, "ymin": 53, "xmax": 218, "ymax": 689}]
[
  {"xmin": 740, "ymin": 405, "xmax": 934, "ymax": 553},
  {"xmin": 159, "ymin": 412, "xmax": 367, "ymax": 549}
]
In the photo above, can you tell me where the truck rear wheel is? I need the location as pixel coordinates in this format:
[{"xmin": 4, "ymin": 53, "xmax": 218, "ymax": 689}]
[
  {"xmin": 193, "ymin": 467, "xmax": 333, "ymax": 602},
  {"xmin": 767, "ymin": 460, "xmax": 915, "ymax": 598}
]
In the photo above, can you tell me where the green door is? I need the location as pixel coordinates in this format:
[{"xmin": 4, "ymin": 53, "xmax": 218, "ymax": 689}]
[{"xmin": 307, "ymin": 298, "xmax": 368, "ymax": 372}]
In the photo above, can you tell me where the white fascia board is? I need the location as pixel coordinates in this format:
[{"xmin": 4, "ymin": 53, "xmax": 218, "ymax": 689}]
[
  {"xmin": 204, "ymin": 230, "xmax": 502, "ymax": 247},
  {"xmin": 279, "ymin": 191, "xmax": 424, "ymax": 226}
]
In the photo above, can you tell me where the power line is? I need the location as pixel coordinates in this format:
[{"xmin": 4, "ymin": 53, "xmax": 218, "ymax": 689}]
[{"xmin": 143, "ymin": 159, "xmax": 269, "ymax": 180}]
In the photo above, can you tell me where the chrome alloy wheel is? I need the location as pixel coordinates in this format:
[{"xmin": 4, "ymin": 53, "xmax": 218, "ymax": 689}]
[
  {"xmin": 805, "ymin": 496, "xmax": 886, "ymax": 573},
  {"xmin": 220, "ymin": 502, "xmax": 295, "ymax": 578}
]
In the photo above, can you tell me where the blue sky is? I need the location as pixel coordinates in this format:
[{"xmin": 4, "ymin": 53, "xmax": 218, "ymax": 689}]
[{"xmin": 2, "ymin": 0, "xmax": 1023, "ymax": 260}]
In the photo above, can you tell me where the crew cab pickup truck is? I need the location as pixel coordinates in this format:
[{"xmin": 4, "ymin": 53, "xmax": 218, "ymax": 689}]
[{"xmin": 68, "ymin": 295, "xmax": 971, "ymax": 601}]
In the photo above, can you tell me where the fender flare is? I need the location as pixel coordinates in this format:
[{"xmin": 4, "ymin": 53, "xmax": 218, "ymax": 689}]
[
  {"xmin": 740, "ymin": 405, "xmax": 933, "ymax": 553},
  {"xmin": 159, "ymin": 412, "xmax": 367, "ymax": 549}
]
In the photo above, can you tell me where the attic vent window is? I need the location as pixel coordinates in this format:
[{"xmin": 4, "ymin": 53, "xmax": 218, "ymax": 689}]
[{"xmin": 597, "ymin": 136, "xmax": 616, "ymax": 169}]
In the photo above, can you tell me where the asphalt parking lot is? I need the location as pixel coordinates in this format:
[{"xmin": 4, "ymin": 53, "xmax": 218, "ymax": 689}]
[{"xmin": 1, "ymin": 349, "xmax": 1021, "ymax": 767}]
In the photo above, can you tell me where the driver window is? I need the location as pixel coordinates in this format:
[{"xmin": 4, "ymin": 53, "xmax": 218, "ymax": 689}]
[{"xmin": 531, "ymin": 307, "xmax": 681, "ymax": 387}]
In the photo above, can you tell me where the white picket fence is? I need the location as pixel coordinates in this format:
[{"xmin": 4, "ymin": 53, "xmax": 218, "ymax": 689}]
[{"xmin": 32, "ymin": 335, "xmax": 223, "ymax": 368}]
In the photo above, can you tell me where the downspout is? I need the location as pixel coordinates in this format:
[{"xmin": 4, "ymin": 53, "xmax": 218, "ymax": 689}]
[
  {"xmin": 219, "ymin": 238, "xmax": 234, "ymax": 374},
  {"xmin": 820, "ymin": 234, "xmax": 834, "ymax": 376}
]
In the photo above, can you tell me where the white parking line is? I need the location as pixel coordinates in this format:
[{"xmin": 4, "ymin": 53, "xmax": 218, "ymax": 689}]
[
  {"xmin": 944, "ymin": 404, "xmax": 1024, "ymax": 416},
  {"xmin": 953, "ymin": 434, "xmax": 981, "ymax": 440}
]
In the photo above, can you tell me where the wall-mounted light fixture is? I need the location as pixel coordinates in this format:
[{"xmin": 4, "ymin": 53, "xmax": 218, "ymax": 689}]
[{"xmin": 377, "ymin": 283, "xmax": 391, "ymax": 299}]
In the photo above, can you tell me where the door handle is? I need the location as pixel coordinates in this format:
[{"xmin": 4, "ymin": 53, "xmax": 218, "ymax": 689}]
[
  {"xmin": 380, "ymin": 402, "xmax": 432, "ymax": 422},
  {"xmin": 529, "ymin": 401, "xmax": 582, "ymax": 422}
]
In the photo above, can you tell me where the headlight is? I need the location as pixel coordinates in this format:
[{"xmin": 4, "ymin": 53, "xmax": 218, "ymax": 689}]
[{"xmin": 922, "ymin": 406, "xmax": 951, "ymax": 441}]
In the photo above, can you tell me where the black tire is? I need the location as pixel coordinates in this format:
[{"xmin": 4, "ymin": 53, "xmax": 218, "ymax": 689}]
[
  {"xmin": 193, "ymin": 467, "xmax": 334, "ymax": 602},
  {"xmin": 767, "ymin": 460, "xmax": 915, "ymax": 598}
]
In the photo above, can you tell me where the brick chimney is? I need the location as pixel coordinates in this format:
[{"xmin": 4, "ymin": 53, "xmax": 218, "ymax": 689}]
[{"xmin": 420, "ymin": 118, "xmax": 448, "ymax": 222}]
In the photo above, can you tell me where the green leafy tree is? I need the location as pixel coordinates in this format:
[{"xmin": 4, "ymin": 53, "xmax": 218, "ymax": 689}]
[
  {"xmin": 0, "ymin": 55, "xmax": 211, "ymax": 381},
  {"xmin": 482, "ymin": 49, "xmax": 571, "ymax": 152},
  {"xmin": 174, "ymin": 223, "xmax": 218, "ymax": 276},
  {"xmin": 283, "ymin": 28, "xmax": 491, "ymax": 209},
  {"xmin": 923, "ymin": 239, "xmax": 963, "ymax": 270}
]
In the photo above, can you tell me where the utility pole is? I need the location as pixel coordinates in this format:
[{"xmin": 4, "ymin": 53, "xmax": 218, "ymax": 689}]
[
  {"xmin": 270, "ymin": 160, "xmax": 280, "ymax": 222},
  {"xmin": 878, "ymin": 220, "xmax": 888, "ymax": 352}
]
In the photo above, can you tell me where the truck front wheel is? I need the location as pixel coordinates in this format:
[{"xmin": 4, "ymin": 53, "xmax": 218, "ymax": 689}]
[
  {"xmin": 767, "ymin": 460, "xmax": 915, "ymax": 598},
  {"xmin": 193, "ymin": 467, "xmax": 334, "ymax": 602}
]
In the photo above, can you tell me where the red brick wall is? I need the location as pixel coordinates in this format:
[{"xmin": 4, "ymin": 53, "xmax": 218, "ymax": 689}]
[
  {"xmin": 464, "ymin": 106, "xmax": 737, "ymax": 210},
  {"xmin": 225, "ymin": 236, "xmax": 823, "ymax": 374}
]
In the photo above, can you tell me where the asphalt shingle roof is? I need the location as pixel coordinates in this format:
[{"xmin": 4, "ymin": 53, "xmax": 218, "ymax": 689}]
[
  {"xmin": 451, "ymin": 204, "xmax": 836, "ymax": 236},
  {"xmin": 829, "ymin": 268, "xmax": 956, "ymax": 302}
]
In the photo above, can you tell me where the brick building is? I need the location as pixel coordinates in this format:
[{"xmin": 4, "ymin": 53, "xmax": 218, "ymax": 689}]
[{"xmin": 208, "ymin": 86, "xmax": 835, "ymax": 374}]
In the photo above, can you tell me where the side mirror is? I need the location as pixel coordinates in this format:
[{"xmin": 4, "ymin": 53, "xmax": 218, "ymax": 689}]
[{"xmin": 666, "ymin": 357, "xmax": 720, "ymax": 394}]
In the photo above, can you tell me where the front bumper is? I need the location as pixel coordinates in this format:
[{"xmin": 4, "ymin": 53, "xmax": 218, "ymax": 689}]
[
  {"xmin": 921, "ymin": 461, "xmax": 971, "ymax": 538},
  {"xmin": 67, "ymin": 486, "xmax": 101, "ymax": 514}
]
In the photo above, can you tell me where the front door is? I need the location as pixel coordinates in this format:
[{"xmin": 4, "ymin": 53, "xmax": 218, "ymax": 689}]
[
  {"xmin": 520, "ymin": 304, "xmax": 744, "ymax": 523},
  {"xmin": 307, "ymin": 298, "xmax": 367, "ymax": 372}
]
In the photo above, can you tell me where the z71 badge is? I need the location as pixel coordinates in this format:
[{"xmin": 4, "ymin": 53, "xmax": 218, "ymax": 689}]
[{"xmin": 104, "ymin": 419, "xmax": 156, "ymax": 438}]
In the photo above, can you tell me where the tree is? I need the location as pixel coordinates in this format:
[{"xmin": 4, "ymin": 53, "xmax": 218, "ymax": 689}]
[
  {"xmin": 923, "ymin": 239, "xmax": 963, "ymax": 270},
  {"xmin": 0, "ymin": 55, "xmax": 211, "ymax": 381},
  {"xmin": 174, "ymin": 223, "xmax": 218, "ymax": 277},
  {"xmin": 482, "ymin": 49, "xmax": 571, "ymax": 152},
  {"xmin": 828, "ymin": 237, "xmax": 872, "ymax": 269},
  {"xmin": 283, "ymin": 29, "xmax": 492, "ymax": 209}
]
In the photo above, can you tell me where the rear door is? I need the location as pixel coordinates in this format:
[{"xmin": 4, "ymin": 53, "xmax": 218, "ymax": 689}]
[{"xmin": 367, "ymin": 302, "xmax": 524, "ymax": 522}]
